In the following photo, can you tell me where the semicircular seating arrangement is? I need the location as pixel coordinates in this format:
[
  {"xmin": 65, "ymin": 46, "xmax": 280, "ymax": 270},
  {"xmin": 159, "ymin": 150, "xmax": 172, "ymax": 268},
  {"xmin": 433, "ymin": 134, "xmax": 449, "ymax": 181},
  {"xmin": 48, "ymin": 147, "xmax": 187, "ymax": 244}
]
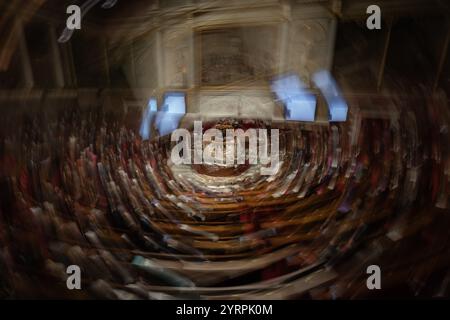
[{"xmin": 0, "ymin": 87, "xmax": 450, "ymax": 299}]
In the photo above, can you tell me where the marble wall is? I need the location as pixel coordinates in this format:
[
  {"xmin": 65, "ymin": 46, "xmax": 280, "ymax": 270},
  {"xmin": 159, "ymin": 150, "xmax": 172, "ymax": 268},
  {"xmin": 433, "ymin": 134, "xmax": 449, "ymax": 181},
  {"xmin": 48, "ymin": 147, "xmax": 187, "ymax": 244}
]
[{"xmin": 127, "ymin": 1, "xmax": 335, "ymax": 118}]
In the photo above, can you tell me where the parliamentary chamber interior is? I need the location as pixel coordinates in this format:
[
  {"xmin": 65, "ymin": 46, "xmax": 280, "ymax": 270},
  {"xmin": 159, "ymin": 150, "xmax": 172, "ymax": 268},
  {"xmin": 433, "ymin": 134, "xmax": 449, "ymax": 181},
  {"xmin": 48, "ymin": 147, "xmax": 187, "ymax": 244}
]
[{"xmin": 0, "ymin": 0, "xmax": 450, "ymax": 299}]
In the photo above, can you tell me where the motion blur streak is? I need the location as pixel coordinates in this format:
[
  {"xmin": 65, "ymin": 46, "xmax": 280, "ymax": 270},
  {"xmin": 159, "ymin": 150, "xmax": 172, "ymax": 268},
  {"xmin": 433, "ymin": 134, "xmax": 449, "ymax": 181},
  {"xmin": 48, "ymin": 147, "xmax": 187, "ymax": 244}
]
[
  {"xmin": 312, "ymin": 70, "xmax": 348, "ymax": 121},
  {"xmin": 155, "ymin": 92, "xmax": 186, "ymax": 137},
  {"xmin": 139, "ymin": 98, "xmax": 157, "ymax": 140},
  {"xmin": 271, "ymin": 74, "xmax": 318, "ymax": 122},
  {"xmin": 0, "ymin": 0, "xmax": 450, "ymax": 300}
]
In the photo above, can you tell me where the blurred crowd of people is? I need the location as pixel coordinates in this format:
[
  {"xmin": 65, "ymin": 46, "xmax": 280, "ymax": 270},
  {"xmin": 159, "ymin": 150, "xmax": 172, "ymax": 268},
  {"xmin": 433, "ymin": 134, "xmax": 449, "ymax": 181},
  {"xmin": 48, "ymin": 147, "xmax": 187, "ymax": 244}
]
[{"xmin": 0, "ymin": 85, "xmax": 449, "ymax": 299}]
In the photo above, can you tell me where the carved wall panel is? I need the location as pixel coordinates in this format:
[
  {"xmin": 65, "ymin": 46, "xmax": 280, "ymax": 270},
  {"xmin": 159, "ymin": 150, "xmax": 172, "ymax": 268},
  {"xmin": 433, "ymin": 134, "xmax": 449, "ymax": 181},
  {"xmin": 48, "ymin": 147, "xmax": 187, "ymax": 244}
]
[
  {"xmin": 199, "ymin": 95, "xmax": 240, "ymax": 116},
  {"xmin": 286, "ymin": 18, "xmax": 333, "ymax": 85},
  {"xmin": 162, "ymin": 26, "xmax": 193, "ymax": 88},
  {"xmin": 239, "ymin": 95, "xmax": 277, "ymax": 119},
  {"xmin": 199, "ymin": 26, "xmax": 279, "ymax": 86}
]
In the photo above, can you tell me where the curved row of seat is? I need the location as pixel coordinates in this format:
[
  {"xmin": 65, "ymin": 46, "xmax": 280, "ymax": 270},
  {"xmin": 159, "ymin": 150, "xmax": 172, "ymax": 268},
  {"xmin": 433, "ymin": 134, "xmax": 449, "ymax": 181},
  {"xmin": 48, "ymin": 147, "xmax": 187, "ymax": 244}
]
[{"xmin": 0, "ymin": 91, "xmax": 449, "ymax": 298}]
